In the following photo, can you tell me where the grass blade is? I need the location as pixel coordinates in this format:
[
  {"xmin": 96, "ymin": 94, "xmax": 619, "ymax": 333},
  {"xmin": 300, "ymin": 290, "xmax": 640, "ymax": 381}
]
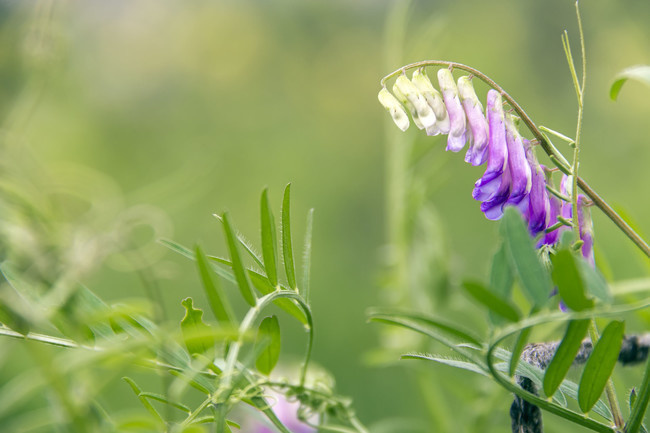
[
  {"xmin": 402, "ymin": 353, "xmax": 488, "ymax": 376},
  {"xmin": 543, "ymin": 319, "xmax": 590, "ymax": 397},
  {"xmin": 281, "ymin": 183, "xmax": 297, "ymax": 290},
  {"xmin": 579, "ymin": 320, "xmax": 625, "ymax": 413},
  {"xmin": 461, "ymin": 280, "xmax": 520, "ymax": 322},
  {"xmin": 260, "ymin": 188, "xmax": 279, "ymax": 287},
  {"xmin": 195, "ymin": 246, "xmax": 234, "ymax": 325},
  {"xmin": 222, "ymin": 212, "xmax": 256, "ymax": 306}
]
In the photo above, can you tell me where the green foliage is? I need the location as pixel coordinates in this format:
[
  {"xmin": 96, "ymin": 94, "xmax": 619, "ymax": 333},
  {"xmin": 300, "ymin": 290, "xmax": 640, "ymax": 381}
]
[
  {"xmin": 281, "ymin": 184, "xmax": 297, "ymax": 291},
  {"xmin": 543, "ymin": 319, "xmax": 590, "ymax": 397},
  {"xmin": 551, "ymin": 249, "xmax": 594, "ymax": 311},
  {"xmin": 500, "ymin": 207, "xmax": 551, "ymax": 307},
  {"xmin": 461, "ymin": 280, "xmax": 521, "ymax": 322},
  {"xmin": 578, "ymin": 321, "xmax": 625, "ymax": 413},
  {"xmin": 255, "ymin": 315, "xmax": 281, "ymax": 375},
  {"xmin": 610, "ymin": 65, "xmax": 650, "ymax": 100}
]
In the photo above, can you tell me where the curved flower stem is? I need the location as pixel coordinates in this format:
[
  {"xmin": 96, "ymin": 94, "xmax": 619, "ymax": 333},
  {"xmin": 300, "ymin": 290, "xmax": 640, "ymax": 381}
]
[{"xmin": 381, "ymin": 60, "xmax": 650, "ymax": 259}]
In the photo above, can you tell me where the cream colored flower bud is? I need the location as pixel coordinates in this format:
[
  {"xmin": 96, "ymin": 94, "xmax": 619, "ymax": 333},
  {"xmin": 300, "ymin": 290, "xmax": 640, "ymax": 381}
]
[
  {"xmin": 412, "ymin": 69, "xmax": 450, "ymax": 135},
  {"xmin": 393, "ymin": 74, "xmax": 437, "ymax": 129},
  {"xmin": 378, "ymin": 88, "xmax": 410, "ymax": 132}
]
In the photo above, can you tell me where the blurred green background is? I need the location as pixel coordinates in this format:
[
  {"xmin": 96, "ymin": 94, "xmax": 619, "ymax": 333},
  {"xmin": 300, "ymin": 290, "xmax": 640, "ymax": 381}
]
[{"xmin": 1, "ymin": 0, "xmax": 649, "ymax": 431}]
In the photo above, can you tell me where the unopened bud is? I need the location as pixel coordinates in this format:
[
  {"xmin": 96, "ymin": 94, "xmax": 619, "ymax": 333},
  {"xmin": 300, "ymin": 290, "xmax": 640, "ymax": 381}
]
[{"xmin": 378, "ymin": 88, "xmax": 410, "ymax": 132}]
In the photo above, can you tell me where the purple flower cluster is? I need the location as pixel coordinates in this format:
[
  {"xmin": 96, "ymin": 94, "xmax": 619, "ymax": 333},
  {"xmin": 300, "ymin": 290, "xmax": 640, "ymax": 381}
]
[{"xmin": 379, "ymin": 68, "xmax": 554, "ymax": 236}]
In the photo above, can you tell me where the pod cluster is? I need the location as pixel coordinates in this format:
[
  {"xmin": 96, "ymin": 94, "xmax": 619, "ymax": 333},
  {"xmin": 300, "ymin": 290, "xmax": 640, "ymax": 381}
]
[{"xmin": 378, "ymin": 68, "xmax": 592, "ymax": 259}]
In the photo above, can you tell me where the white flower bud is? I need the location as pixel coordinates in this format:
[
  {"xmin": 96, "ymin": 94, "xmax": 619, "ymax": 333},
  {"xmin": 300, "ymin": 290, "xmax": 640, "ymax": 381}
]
[
  {"xmin": 378, "ymin": 88, "xmax": 410, "ymax": 132},
  {"xmin": 393, "ymin": 75, "xmax": 437, "ymax": 129},
  {"xmin": 412, "ymin": 69, "xmax": 450, "ymax": 135}
]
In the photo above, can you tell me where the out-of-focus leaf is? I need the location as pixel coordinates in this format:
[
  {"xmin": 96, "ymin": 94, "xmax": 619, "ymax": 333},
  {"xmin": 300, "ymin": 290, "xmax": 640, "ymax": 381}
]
[
  {"xmin": 579, "ymin": 320, "xmax": 625, "ymax": 413},
  {"xmin": 260, "ymin": 188, "xmax": 279, "ymax": 287},
  {"xmin": 577, "ymin": 260, "xmax": 611, "ymax": 303},
  {"xmin": 222, "ymin": 212, "xmax": 256, "ymax": 306},
  {"xmin": 610, "ymin": 65, "xmax": 650, "ymax": 100},
  {"xmin": 501, "ymin": 207, "xmax": 551, "ymax": 306},
  {"xmin": 543, "ymin": 319, "xmax": 590, "ymax": 397},
  {"xmin": 489, "ymin": 242, "xmax": 514, "ymax": 326},
  {"xmin": 509, "ymin": 326, "xmax": 532, "ymax": 377},
  {"xmin": 551, "ymin": 250, "xmax": 594, "ymax": 311},
  {"xmin": 159, "ymin": 239, "xmax": 236, "ymax": 284},
  {"xmin": 402, "ymin": 353, "xmax": 488, "ymax": 376},
  {"xmin": 254, "ymin": 315, "xmax": 281, "ymax": 375},
  {"xmin": 461, "ymin": 281, "xmax": 520, "ymax": 322},
  {"xmin": 123, "ymin": 377, "xmax": 164, "ymax": 423},
  {"xmin": 195, "ymin": 246, "xmax": 234, "ymax": 325},
  {"xmin": 250, "ymin": 395, "xmax": 293, "ymax": 433},
  {"xmin": 139, "ymin": 392, "xmax": 190, "ymax": 413},
  {"xmin": 281, "ymin": 183, "xmax": 297, "ymax": 290},
  {"xmin": 180, "ymin": 298, "xmax": 212, "ymax": 355}
]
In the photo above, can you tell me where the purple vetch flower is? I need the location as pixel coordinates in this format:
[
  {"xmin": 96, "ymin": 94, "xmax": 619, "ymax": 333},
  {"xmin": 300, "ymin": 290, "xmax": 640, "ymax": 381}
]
[
  {"xmin": 480, "ymin": 164, "xmax": 512, "ymax": 220},
  {"xmin": 377, "ymin": 88, "xmax": 410, "ymax": 132},
  {"xmin": 473, "ymin": 90, "xmax": 508, "ymax": 201},
  {"xmin": 437, "ymin": 68, "xmax": 467, "ymax": 152},
  {"xmin": 411, "ymin": 69, "xmax": 450, "ymax": 136},
  {"xmin": 457, "ymin": 76, "xmax": 489, "ymax": 166},
  {"xmin": 393, "ymin": 75, "xmax": 437, "ymax": 130},
  {"xmin": 503, "ymin": 114, "xmax": 532, "ymax": 210},
  {"xmin": 524, "ymin": 142, "xmax": 550, "ymax": 234}
]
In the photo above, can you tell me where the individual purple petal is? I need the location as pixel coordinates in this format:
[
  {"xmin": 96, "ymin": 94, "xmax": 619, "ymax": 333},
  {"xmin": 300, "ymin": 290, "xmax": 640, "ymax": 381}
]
[
  {"xmin": 437, "ymin": 68, "xmax": 467, "ymax": 152},
  {"xmin": 457, "ymin": 76, "xmax": 488, "ymax": 166},
  {"xmin": 541, "ymin": 192, "xmax": 564, "ymax": 246},
  {"xmin": 411, "ymin": 69, "xmax": 450, "ymax": 135},
  {"xmin": 504, "ymin": 114, "xmax": 532, "ymax": 207},
  {"xmin": 480, "ymin": 164, "xmax": 512, "ymax": 220},
  {"xmin": 473, "ymin": 90, "xmax": 508, "ymax": 201},
  {"xmin": 525, "ymin": 143, "xmax": 550, "ymax": 234}
]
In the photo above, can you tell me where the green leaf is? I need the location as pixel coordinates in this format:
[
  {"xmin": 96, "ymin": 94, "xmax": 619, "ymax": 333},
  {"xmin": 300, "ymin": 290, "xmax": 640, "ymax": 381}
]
[
  {"xmin": 159, "ymin": 239, "xmax": 236, "ymax": 284},
  {"xmin": 543, "ymin": 319, "xmax": 590, "ymax": 397},
  {"xmin": 501, "ymin": 207, "xmax": 551, "ymax": 306},
  {"xmin": 260, "ymin": 188, "xmax": 279, "ymax": 287},
  {"xmin": 578, "ymin": 320, "xmax": 625, "ymax": 413},
  {"xmin": 368, "ymin": 313, "xmax": 484, "ymax": 365},
  {"xmin": 551, "ymin": 249, "xmax": 594, "ymax": 311},
  {"xmin": 461, "ymin": 280, "xmax": 521, "ymax": 322},
  {"xmin": 180, "ymin": 298, "xmax": 212, "ymax": 355},
  {"xmin": 249, "ymin": 395, "xmax": 293, "ymax": 433},
  {"xmin": 139, "ymin": 392, "xmax": 191, "ymax": 413},
  {"xmin": 254, "ymin": 315, "xmax": 281, "ymax": 375},
  {"xmin": 206, "ymin": 256, "xmax": 307, "ymax": 325},
  {"xmin": 489, "ymin": 242, "xmax": 515, "ymax": 326},
  {"xmin": 222, "ymin": 212, "xmax": 256, "ymax": 306},
  {"xmin": 195, "ymin": 246, "xmax": 234, "ymax": 325},
  {"xmin": 301, "ymin": 208, "xmax": 314, "ymax": 303},
  {"xmin": 281, "ymin": 183, "xmax": 297, "ymax": 290},
  {"xmin": 368, "ymin": 309, "xmax": 482, "ymax": 347},
  {"xmin": 123, "ymin": 377, "xmax": 164, "ymax": 423},
  {"xmin": 402, "ymin": 353, "xmax": 488, "ymax": 376},
  {"xmin": 577, "ymin": 260, "xmax": 612, "ymax": 303},
  {"xmin": 509, "ymin": 326, "xmax": 532, "ymax": 377},
  {"xmin": 610, "ymin": 65, "xmax": 650, "ymax": 100}
]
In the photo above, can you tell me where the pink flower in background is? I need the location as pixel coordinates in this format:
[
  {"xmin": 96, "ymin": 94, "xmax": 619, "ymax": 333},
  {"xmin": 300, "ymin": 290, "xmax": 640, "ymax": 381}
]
[{"xmin": 245, "ymin": 391, "xmax": 317, "ymax": 433}]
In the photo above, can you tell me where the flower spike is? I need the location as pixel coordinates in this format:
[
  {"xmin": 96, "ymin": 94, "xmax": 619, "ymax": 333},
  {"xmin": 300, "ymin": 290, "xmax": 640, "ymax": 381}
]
[
  {"xmin": 457, "ymin": 76, "xmax": 488, "ymax": 166},
  {"xmin": 437, "ymin": 69, "xmax": 467, "ymax": 152},
  {"xmin": 378, "ymin": 88, "xmax": 410, "ymax": 131}
]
